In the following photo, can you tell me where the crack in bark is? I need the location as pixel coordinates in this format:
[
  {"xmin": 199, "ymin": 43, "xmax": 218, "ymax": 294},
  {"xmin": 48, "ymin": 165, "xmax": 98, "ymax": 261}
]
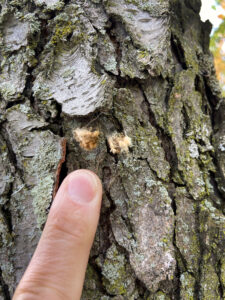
[
  {"xmin": 168, "ymin": 185, "xmax": 183, "ymax": 300},
  {"xmin": 165, "ymin": 78, "xmax": 174, "ymax": 109},
  {"xmin": 1, "ymin": 186, "xmax": 13, "ymax": 234},
  {"xmin": 119, "ymin": 179, "xmax": 138, "ymax": 247},
  {"xmin": 98, "ymin": 167, "xmax": 117, "ymax": 256},
  {"xmin": 0, "ymin": 128, "xmax": 25, "ymax": 185},
  {"xmin": 203, "ymin": 77, "xmax": 221, "ymax": 123},
  {"xmin": 194, "ymin": 202, "xmax": 205, "ymax": 300},
  {"xmin": 139, "ymin": 83, "xmax": 179, "ymax": 181},
  {"xmin": 195, "ymin": 75, "xmax": 212, "ymax": 116},
  {"xmin": 209, "ymin": 171, "xmax": 225, "ymax": 216},
  {"xmin": 105, "ymin": 16, "xmax": 122, "ymax": 76},
  {"xmin": 217, "ymin": 259, "xmax": 224, "ymax": 299},
  {"xmin": 181, "ymin": 105, "xmax": 190, "ymax": 138},
  {"xmin": 5, "ymin": 99, "xmax": 25, "ymax": 110},
  {"xmin": 0, "ymin": 268, "xmax": 10, "ymax": 300},
  {"xmin": 137, "ymin": 157, "xmax": 159, "ymax": 183},
  {"xmin": 171, "ymin": 34, "xmax": 187, "ymax": 70},
  {"xmin": 101, "ymin": 3, "xmax": 152, "ymax": 78}
]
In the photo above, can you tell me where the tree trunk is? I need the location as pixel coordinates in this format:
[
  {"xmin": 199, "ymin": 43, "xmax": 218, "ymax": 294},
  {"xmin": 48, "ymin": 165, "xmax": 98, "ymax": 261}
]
[{"xmin": 0, "ymin": 0, "xmax": 225, "ymax": 299}]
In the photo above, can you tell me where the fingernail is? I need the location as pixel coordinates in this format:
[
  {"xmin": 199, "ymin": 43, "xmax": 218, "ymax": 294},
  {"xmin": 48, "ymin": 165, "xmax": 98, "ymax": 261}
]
[{"xmin": 67, "ymin": 170, "xmax": 98, "ymax": 203}]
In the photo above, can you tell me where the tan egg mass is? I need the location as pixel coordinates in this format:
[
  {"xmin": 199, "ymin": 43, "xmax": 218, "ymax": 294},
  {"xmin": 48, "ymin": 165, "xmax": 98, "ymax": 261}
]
[
  {"xmin": 108, "ymin": 133, "xmax": 132, "ymax": 154},
  {"xmin": 73, "ymin": 128, "xmax": 100, "ymax": 151}
]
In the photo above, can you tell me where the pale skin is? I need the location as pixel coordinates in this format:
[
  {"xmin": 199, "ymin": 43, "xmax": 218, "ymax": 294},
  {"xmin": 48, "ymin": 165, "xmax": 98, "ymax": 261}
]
[{"xmin": 13, "ymin": 169, "xmax": 102, "ymax": 300}]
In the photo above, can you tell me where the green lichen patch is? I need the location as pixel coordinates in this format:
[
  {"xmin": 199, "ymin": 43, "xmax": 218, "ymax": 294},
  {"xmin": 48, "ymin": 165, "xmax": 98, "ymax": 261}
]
[
  {"xmin": 165, "ymin": 70, "xmax": 215, "ymax": 199},
  {"xmin": 100, "ymin": 244, "xmax": 136, "ymax": 296},
  {"xmin": 180, "ymin": 272, "xmax": 195, "ymax": 300},
  {"xmin": 199, "ymin": 255, "xmax": 221, "ymax": 300},
  {"xmin": 199, "ymin": 199, "xmax": 225, "ymax": 254},
  {"xmin": 147, "ymin": 290, "xmax": 171, "ymax": 300},
  {"xmin": 175, "ymin": 188, "xmax": 200, "ymax": 273},
  {"xmin": 29, "ymin": 131, "xmax": 65, "ymax": 228},
  {"xmin": 114, "ymin": 87, "xmax": 170, "ymax": 181},
  {"xmin": 221, "ymin": 257, "xmax": 225, "ymax": 298},
  {"xmin": 31, "ymin": 175, "xmax": 54, "ymax": 228}
]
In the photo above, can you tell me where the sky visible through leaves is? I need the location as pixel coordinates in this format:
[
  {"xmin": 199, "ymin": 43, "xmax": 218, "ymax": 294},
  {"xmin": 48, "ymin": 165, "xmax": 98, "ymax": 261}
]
[{"xmin": 201, "ymin": 0, "xmax": 225, "ymax": 96}]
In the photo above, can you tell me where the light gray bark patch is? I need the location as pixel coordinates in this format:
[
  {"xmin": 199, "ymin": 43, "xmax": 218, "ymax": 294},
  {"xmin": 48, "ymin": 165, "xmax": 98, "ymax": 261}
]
[
  {"xmin": 5, "ymin": 103, "xmax": 46, "ymax": 133},
  {"xmin": 97, "ymin": 35, "xmax": 118, "ymax": 75},
  {"xmin": 33, "ymin": 49, "xmax": 113, "ymax": 116},
  {"xmin": 82, "ymin": 0, "xmax": 109, "ymax": 33},
  {"xmin": 10, "ymin": 175, "xmax": 41, "ymax": 288},
  {"xmin": 110, "ymin": 211, "xmax": 135, "ymax": 252},
  {"xmin": 3, "ymin": 17, "xmax": 29, "ymax": 51},
  {"xmin": 104, "ymin": 0, "xmax": 171, "ymax": 75},
  {"xmin": 5, "ymin": 102, "xmax": 65, "ymax": 229},
  {"xmin": 35, "ymin": 0, "xmax": 58, "ymax": 4},
  {"xmin": 32, "ymin": 2, "xmax": 114, "ymax": 116},
  {"xmin": 111, "ymin": 157, "xmax": 175, "ymax": 292},
  {"xmin": 34, "ymin": 0, "xmax": 64, "ymax": 9},
  {"xmin": 0, "ymin": 53, "xmax": 27, "ymax": 101},
  {"xmin": 129, "ymin": 182, "xmax": 175, "ymax": 292}
]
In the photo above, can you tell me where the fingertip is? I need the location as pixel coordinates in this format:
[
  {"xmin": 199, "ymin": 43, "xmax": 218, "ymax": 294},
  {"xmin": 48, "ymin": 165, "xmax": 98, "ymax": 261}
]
[
  {"xmin": 49, "ymin": 168, "xmax": 103, "ymax": 243},
  {"xmin": 52, "ymin": 169, "xmax": 102, "ymax": 213},
  {"xmin": 66, "ymin": 169, "xmax": 102, "ymax": 203}
]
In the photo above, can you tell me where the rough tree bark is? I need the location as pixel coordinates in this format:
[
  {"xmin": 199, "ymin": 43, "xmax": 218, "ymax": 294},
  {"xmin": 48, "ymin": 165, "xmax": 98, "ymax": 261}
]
[{"xmin": 0, "ymin": 0, "xmax": 225, "ymax": 299}]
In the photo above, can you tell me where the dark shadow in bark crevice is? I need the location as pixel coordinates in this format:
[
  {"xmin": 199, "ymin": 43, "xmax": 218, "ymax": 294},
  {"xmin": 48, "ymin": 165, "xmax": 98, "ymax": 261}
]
[
  {"xmin": 0, "ymin": 131, "xmax": 25, "ymax": 184},
  {"xmin": 0, "ymin": 268, "xmax": 10, "ymax": 300},
  {"xmin": 194, "ymin": 202, "xmax": 205, "ymax": 300},
  {"xmin": 171, "ymin": 34, "xmax": 187, "ymax": 70},
  {"xmin": 1, "ymin": 198, "xmax": 13, "ymax": 234},
  {"xmin": 208, "ymin": 170, "xmax": 225, "ymax": 213},
  {"xmin": 57, "ymin": 145, "xmax": 68, "ymax": 188},
  {"xmin": 217, "ymin": 259, "xmax": 224, "ymax": 299}
]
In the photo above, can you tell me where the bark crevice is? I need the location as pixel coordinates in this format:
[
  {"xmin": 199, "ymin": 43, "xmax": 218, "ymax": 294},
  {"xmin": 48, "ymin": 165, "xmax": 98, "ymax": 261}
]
[{"xmin": 0, "ymin": 268, "xmax": 10, "ymax": 300}]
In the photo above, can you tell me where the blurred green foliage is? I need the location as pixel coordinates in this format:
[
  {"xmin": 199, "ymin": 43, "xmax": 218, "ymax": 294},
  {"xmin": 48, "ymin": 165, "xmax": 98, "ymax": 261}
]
[{"xmin": 210, "ymin": 0, "xmax": 225, "ymax": 96}]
